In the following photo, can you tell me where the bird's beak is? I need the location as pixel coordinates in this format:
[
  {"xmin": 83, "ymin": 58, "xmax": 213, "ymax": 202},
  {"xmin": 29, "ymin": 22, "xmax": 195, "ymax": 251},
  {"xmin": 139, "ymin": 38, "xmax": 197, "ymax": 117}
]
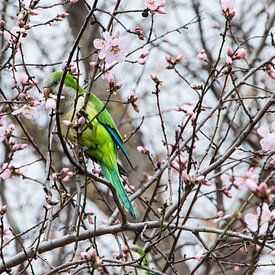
[{"xmin": 43, "ymin": 87, "xmax": 52, "ymax": 99}]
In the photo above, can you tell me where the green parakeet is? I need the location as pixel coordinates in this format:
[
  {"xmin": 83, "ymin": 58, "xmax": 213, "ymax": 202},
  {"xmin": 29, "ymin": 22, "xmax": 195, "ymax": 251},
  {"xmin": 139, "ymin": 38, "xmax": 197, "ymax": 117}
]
[{"xmin": 43, "ymin": 72, "xmax": 136, "ymax": 219}]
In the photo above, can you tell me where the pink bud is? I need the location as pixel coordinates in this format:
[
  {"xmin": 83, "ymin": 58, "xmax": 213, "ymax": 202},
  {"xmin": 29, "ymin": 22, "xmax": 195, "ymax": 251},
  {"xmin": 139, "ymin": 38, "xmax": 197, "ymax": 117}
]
[
  {"xmin": 257, "ymin": 182, "xmax": 267, "ymax": 193},
  {"xmin": 115, "ymin": 82, "xmax": 124, "ymax": 90},
  {"xmin": 61, "ymin": 168, "xmax": 70, "ymax": 174},
  {"xmin": 89, "ymin": 61, "xmax": 97, "ymax": 68},
  {"xmin": 150, "ymin": 73, "xmax": 159, "ymax": 82},
  {"xmin": 140, "ymin": 50, "xmax": 150, "ymax": 58},
  {"xmin": 226, "ymin": 56, "xmax": 232, "ymax": 65},
  {"xmin": 165, "ymin": 54, "xmax": 172, "ymax": 62},
  {"xmin": 233, "ymin": 48, "xmax": 247, "ymax": 60},
  {"xmin": 221, "ymin": 0, "xmax": 235, "ymax": 16},
  {"xmin": 194, "ymin": 254, "xmax": 204, "ymax": 262},
  {"xmin": 137, "ymin": 146, "xmax": 149, "ymax": 154},
  {"xmin": 12, "ymin": 143, "xmax": 28, "ymax": 151},
  {"xmin": 156, "ymin": 7, "xmax": 168, "ymax": 14},
  {"xmin": 78, "ymin": 116, "xmax": 86, "ymax": 125},
  {"xmin": 113, "ymin": 219, "xmax": 121, "ymax": 225},
  {"xmin": 0, "ymin": 205, "xmax": 8, "ymax": 215},
  {"xmin": 70, "ymin": 0, "xmax": 79, "ymax": 3},
  {"xmin": 62, "ymin": 175, "xmax": 72, "ymax": 183},
  {"xmin": 87, "ymin": 247, "xmax": 97, "ymax": 258},
  {"xmin": 233, "ymin": 266, "xmax": 240, "ymax": 272},
  {"xmin": 0, "ymin": 20, "xmax": 5, "ymax": 27},
  {"xmin": 175, "ymin": 54, "xmax": 184, "ymax": 63},
  {"xmin": 8, "ymin": 124, "xmax": 15, "ymax": 132},
  {"xmin": 88, "ymin": 216, "xmax": 94, "ymax": 224},
  {"xmin": 8, "ymin": 137, "xmax": 16, "ymax": 145},
  {"xmin": 181, "ymin": 171, "xmax": 190, "ymax": 182},
  {"xmin": 197, "ymin": 50, "xmax": 207, "ymax": 61},
  {"xmin": 62, "ymin": 120, "xmax": 73, "ymax": 127},
  {"xmin": 271, "ymin": 250, "xmax": 275, "ymax": 257},
  {"xmin": 137, "ymin": 58, "xmax": 146, "ymax": 65},
  {"xmin": 227, "ymin": 47, "xmax": 233, "ymax": 56},
  {"xmin": 66, "ymin": 171, "xmax": 74, "ymax": 178}
]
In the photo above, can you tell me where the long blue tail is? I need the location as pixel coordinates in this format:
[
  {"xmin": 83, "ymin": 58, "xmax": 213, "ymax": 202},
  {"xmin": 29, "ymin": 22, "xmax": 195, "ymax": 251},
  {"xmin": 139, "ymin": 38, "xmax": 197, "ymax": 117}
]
[{"xmin": 100, "ymin": 164, "xmax": 136, "ymax": 220}]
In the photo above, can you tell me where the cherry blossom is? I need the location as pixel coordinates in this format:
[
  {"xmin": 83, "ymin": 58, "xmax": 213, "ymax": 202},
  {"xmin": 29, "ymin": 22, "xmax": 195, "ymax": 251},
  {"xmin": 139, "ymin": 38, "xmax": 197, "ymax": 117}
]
[
  {"xmin": 257, "ymin": 122, "xmax": 275, "ymax": 158},
  {"xmin": 244, "ymin": 203, "xmax": 275, "ymax": 235},
  {"xmin": 94, "ymin": 31, "xmax": 128, "ymax": 63},
  {"xmin": 144, "ymin": 0, "xmax": 167, "ymax": 14}
]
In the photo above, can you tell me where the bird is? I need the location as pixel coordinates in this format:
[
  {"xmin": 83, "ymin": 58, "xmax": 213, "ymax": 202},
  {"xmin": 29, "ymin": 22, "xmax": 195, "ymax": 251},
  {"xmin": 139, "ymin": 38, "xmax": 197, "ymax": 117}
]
[{"xmin": 43, "ymin": 71, "xmax": 136, "ymax": 220}]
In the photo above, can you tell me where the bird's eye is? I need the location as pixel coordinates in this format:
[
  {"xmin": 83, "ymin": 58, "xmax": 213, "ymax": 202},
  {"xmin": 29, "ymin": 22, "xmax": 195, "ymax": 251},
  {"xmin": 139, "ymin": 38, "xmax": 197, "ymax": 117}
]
[{"xmin": 54, "ymin": 81, "xmax": 59, "ymax": 85}]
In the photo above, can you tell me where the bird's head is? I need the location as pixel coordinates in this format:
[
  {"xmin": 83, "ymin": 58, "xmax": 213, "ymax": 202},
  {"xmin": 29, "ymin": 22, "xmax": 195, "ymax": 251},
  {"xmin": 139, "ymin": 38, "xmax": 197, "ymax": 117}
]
[
  {"xmin": 43, "ymin": 72, "xmax": 64, "ymax": 99},
  {"xmin": 43, "ymin": 72, "xmax": 83, "ymax": 100}
]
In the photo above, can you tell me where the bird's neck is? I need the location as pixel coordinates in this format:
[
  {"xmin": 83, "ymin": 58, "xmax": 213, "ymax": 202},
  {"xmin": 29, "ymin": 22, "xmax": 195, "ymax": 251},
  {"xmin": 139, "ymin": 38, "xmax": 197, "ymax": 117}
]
[{"xmin": 56, "ymin": 86, "xmax": 82, "ymax": 118}]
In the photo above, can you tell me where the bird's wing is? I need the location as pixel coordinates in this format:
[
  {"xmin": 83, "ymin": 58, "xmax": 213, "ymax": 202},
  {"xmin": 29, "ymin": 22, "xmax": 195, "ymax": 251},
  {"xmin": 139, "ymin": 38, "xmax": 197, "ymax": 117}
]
[{"xmin": 87, "ymin": 94, "xmax": 133, "ymax": 169}]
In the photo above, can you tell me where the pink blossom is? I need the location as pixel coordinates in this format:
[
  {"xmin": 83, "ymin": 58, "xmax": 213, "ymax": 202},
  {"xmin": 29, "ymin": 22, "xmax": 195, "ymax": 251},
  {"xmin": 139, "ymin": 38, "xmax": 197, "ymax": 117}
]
[
  {"xmin": 70, "ymin": 0, "xmax": 79, "ymax": 3},
  {"xmin": 244, "ymin": 203, "xmax": 275, "ymax": 235},
  {"xmin": 233, "ymin": 48, "xmax": 247, "ymax": 60},
  {"xmin": 221, "ymin": 0, "xmax": 236, "ymax": 18},
  {"xmin": 257, "ymin": 123, "xmax": 275, "ymax": 156},
  {"xmin": 271, "ymin": 250, "xmax": 275, "ymax": 256},
  {"xmin": 197, "ymin": 50, "xmax": 207, "ymax": 61},
  {"xmin": 94, "ymin": 31, "xmax": 128, "ymax": 63},
  {"xmin": 144, "ymin": 0, "xmax": 167, "ymax": 14}
]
